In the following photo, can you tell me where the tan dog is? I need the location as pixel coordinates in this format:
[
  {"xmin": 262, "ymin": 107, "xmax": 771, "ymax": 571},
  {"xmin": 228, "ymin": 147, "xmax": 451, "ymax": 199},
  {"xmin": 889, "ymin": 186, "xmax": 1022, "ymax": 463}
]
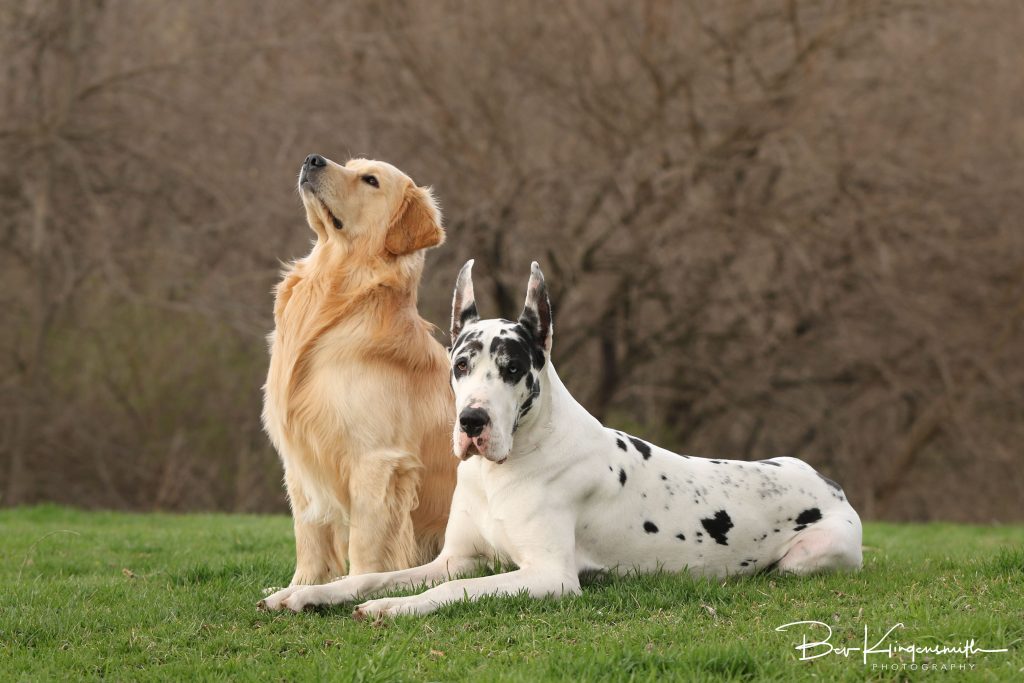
[{"xmin": 262, "ymin": 154, "xmax": 457, "ymax": 585}]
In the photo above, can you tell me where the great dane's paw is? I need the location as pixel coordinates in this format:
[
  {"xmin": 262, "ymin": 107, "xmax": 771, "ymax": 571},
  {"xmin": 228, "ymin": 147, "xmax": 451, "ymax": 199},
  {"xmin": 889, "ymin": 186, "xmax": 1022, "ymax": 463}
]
[
  {"xmin": 352, "ymin": 596, "xmax": 428, "ymax": 621},
  {"xmin": 280, "ymin": 586, "xmax": 322, "ymax": 613},
  {"xmin": 257, "ymin": 585, "xmax": 304, "ymax": 611},
  {"xmin": 279, "ymin": 585, "xmax": 341, "ymax": 612}
]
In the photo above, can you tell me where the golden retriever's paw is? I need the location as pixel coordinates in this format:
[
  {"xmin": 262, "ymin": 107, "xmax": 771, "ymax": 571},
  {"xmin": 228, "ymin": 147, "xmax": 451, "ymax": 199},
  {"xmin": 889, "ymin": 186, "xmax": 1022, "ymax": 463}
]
[
  {"xmin": 353, "ymin": 596, "xmax": 432, "ymax": 620},
  {"xmin": 258, "ymin": 585, "xmax": 304, "ymax": 611}
]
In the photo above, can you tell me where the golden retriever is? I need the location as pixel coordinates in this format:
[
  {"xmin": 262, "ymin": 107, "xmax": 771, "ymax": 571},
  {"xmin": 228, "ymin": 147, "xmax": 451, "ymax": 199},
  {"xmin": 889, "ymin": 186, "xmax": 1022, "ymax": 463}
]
[{"xmin": 262, "ymin": 154, "xmax": 456, "ymax": 585}]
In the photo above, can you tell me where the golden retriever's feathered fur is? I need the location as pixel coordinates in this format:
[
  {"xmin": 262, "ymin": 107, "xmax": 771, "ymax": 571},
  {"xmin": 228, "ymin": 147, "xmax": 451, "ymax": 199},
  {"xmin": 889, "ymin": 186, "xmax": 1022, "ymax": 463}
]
[{"xmin": 263, "ymin": 156, "xmax": 456, "ymax": 584}]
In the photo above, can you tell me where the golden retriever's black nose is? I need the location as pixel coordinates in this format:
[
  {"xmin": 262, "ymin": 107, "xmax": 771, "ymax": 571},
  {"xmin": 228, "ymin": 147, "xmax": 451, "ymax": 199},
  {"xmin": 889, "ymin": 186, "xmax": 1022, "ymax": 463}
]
[
  {"xmin": 459, "ymin": 408, "xmax": 490, "ymax": 437},
  {"xmin": 305, "ymin": 154, "xmax": 327, "ymax": 169}
]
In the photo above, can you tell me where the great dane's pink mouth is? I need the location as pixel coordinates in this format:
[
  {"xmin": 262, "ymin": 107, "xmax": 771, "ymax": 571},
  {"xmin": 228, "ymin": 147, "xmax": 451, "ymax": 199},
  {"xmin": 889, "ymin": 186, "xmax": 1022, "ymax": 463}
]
[
  {"xmin": 457, "ymin": 432, "xmax": 484, "ymax": 459},
  {"xmin": 456, "ymin": 432, "xmax": 505, "ymax": 463}
]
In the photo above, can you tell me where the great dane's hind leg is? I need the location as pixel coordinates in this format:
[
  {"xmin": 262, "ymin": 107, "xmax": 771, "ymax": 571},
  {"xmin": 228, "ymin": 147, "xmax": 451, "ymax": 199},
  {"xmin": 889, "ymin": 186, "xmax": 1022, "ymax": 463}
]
[{"xmin": 776, "ymin": 516, "xmax": 863, "ymax": 575}]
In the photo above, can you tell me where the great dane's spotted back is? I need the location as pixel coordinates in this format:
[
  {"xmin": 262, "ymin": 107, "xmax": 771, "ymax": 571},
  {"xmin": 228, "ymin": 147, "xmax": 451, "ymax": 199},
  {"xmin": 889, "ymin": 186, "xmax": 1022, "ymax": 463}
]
[{"xmin": 260, "ymin": 261, "xmax": 863, "ymax": 618}]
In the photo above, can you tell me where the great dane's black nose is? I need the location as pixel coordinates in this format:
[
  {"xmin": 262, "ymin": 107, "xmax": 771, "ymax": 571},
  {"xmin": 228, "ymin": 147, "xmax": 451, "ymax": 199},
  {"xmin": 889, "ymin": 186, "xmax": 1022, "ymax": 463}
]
[
  {"xmin": 304, "ymin": 154, "xmax": 327, "ymax": 170},
  {"xmin": 459, "ymin": 408, "xmax": 490, "ymax": 437}
]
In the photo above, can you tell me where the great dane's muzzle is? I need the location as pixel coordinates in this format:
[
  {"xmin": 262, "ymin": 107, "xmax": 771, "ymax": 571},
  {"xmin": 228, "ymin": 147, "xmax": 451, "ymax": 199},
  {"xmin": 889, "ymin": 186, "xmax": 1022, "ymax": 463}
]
[{"xmin": 456, "ymin": 406, "xmax": 497, "ymax": 461}]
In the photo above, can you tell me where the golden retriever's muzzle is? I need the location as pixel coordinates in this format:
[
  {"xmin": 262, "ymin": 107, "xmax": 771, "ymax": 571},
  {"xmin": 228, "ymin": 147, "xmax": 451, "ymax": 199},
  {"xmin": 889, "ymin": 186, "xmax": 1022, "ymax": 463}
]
[
  {"xmin": 299, "ymin": 153, "xmax": 327, "ymax": 185},
  {"xmin": 299, "ymin": 153, "xmax": 343, "ymax": 229}
]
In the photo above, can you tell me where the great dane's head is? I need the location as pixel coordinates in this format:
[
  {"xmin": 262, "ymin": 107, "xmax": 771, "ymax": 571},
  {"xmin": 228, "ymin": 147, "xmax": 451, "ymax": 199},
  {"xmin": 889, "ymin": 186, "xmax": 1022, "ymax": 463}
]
[{"xmin": 448, "ymin": 260, "xmax": 553, "ymax": 464}]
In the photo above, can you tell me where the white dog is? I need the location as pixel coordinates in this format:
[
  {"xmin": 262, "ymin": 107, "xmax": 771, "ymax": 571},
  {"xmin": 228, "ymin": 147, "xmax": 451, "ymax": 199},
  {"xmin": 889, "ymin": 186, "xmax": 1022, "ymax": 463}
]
[{"xmin": 260, "ymin": 261, "xmax": 863, "ymax": 619}]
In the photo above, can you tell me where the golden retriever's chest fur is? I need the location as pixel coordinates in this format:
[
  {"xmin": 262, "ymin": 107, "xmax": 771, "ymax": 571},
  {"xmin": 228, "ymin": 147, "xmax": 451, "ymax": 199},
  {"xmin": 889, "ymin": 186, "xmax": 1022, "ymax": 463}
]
[{"xmin": 263, "ymin": 258, "xmax": 454, "ymax": 527}]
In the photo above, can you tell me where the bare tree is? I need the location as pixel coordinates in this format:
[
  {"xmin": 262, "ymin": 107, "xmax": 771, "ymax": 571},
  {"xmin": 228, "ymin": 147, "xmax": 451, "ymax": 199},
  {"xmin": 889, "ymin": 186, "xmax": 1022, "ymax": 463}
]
[{"xmin": 1, "ymin": 0, "xmax": 1021, "ymax": 521}]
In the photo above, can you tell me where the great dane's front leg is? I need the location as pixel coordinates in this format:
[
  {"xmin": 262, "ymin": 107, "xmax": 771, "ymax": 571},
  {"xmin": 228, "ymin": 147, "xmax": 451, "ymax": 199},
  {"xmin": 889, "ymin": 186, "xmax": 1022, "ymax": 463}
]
[
  {"xmin": 350, "ymin": 483, "xmax": 585, "ymax": 619},
  {"xmin": 261, "ymin": 475, "xmax": 490, "ymax": 612},
  {"xmin": 353, "ymin": 564, "xmax": 580, "ymax": 619},
  {"xmin": 261, "ymin": 553, "xmax": 479, "ymax": 612}
]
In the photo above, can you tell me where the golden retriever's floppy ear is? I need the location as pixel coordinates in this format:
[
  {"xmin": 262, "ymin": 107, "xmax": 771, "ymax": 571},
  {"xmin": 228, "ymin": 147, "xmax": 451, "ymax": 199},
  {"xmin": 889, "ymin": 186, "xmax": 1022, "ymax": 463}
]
[{"xmin": 385, "ymin": 185, "xmax": 444, "ymax": 256}]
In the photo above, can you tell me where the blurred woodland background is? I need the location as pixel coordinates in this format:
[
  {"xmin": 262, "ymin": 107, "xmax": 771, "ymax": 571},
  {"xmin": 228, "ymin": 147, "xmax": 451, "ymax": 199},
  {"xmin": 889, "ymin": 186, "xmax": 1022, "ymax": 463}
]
[{"xmin": 1, "ymin": 0, "xmax": 1022, "ymax": 521}]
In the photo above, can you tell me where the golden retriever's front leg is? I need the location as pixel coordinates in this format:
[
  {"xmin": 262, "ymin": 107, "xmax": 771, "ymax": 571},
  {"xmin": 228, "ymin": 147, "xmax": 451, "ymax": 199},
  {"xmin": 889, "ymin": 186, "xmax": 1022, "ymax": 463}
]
[
  {"xmin": 285, "ymin": 471, "xmax": 347, "ymax": 585},
  {"xmin": 347, "ymin": 450, "xmax": 421, "ymax": 574},
  {"xmin": 291, "ymin": 518, "xmax": 347, "ymax": 585}
]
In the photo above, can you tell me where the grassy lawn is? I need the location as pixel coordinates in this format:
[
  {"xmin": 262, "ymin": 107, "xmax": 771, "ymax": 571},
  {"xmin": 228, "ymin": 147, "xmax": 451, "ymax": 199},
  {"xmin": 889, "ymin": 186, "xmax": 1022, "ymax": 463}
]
[{"xmin": 0, "ymin": 506, "xmax": 1021, "ymax": 681}]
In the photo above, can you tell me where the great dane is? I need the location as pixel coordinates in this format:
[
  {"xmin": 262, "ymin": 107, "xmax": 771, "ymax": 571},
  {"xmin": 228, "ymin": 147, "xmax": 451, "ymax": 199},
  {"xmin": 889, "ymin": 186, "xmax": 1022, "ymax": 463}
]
[{"xmin": 260, "ymin": 261, "xmax": 863, "ymax": 618}]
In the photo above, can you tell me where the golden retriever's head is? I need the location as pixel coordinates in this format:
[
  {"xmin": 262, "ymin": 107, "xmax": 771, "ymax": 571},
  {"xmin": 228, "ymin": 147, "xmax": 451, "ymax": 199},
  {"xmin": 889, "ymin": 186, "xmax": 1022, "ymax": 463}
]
[{"xmin": 297, "ymin": 154, "xmax": 444, "ymax": 258}]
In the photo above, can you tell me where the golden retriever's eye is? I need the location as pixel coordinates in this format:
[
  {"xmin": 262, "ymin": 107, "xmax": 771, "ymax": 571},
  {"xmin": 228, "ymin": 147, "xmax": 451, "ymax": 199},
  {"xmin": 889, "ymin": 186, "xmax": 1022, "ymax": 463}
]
[{"xmin": 362, "ymin": 175, "xmax": 379, "ymax": 188}]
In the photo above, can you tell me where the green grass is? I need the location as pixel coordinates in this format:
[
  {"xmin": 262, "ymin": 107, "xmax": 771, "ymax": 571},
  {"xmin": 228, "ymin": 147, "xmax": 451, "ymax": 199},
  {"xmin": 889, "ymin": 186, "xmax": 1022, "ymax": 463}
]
[{"xmin": 1, "ymin": 506, "xmax": 1021, "ymax": 682}]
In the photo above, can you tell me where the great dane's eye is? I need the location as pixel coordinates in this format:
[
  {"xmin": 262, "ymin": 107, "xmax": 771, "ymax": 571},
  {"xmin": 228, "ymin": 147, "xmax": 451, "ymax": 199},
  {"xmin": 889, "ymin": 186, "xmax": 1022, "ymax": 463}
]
[
  {"xmin": 455, "ymin": 359, "xmax": 468, "ymax": 372},
  {"xmin": 362, "ymin": 175, "xmax": 379, "ymax": 188},
  {"xmin": 508, "ymin": 365, "xmax": 519, "ymax": 376}
]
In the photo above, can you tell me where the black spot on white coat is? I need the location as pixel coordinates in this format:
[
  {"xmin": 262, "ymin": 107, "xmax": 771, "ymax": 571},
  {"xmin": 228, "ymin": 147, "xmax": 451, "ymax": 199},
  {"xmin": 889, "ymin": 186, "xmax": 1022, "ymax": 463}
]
[
  {"xmin": 793, "ymin": 507, "xmax": 822, "ymax": 532},
  {"xmin": 627, "ymin": 436, "xmax": 652, "ymax": 460},
  {"xmin": 517, "ymin": 378, "xmax": 541, "ymax": 424},
  {"xmin": 643, "ymin": 521, "xmax": 659, "ymax": 534},
  {"xmin": 459, "ymin": 303, "xmax": 478, "ymax": 327},
  {"xmin": 700, "ymin": 510, "xmax": 734, "ymax": 546},
  {"xmin": 489, "ymin": 335, "xmax": 534, "ymax": 384}
]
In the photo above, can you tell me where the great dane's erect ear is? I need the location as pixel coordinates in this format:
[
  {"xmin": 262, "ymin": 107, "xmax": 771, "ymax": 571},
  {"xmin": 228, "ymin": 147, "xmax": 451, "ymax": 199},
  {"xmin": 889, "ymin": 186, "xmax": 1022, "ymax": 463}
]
[
  {"xmin": 451, "ymin": 259, "xmax": 479, "ymax": 343},
  {"xmin": 519, "ymin": 261, "xmax": 553, "ymax": 353}
]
